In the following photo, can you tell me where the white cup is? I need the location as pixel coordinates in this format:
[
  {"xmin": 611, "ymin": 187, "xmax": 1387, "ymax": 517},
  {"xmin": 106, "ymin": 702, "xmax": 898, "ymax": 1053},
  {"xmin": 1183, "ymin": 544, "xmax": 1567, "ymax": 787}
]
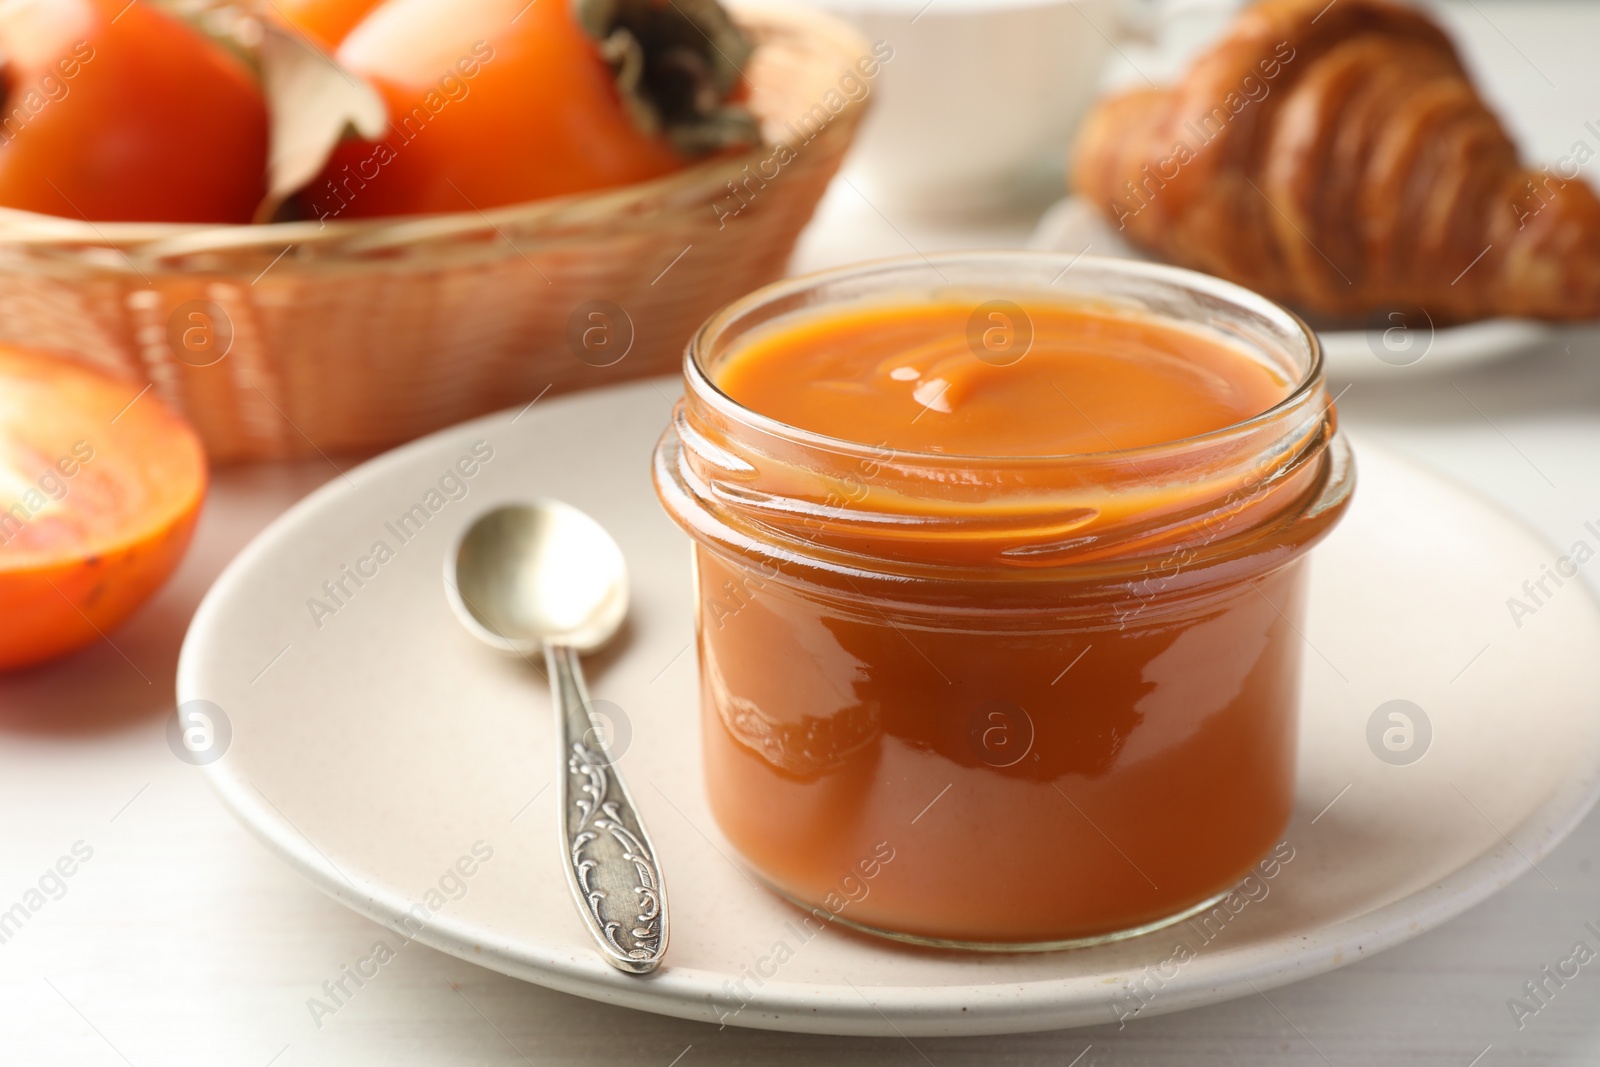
[{"xmin": 813, "ymin": 0, "xmax": 1130, "ymax": 217}]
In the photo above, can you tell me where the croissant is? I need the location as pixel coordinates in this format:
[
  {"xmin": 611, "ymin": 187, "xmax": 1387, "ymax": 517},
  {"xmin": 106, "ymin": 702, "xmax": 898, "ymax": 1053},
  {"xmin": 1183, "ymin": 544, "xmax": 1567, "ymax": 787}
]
[{"xmin": 1072, "ymin": 0, "xmax": 1600, "ymax": 323}]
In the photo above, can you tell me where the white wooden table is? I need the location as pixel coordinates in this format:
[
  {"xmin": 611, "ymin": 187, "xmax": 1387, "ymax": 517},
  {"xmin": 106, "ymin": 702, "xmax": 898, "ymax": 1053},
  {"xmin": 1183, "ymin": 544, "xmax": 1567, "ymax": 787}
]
[{"xmin": 3, "ymin": 2, "xmax": 1599, "ymax": 1063}]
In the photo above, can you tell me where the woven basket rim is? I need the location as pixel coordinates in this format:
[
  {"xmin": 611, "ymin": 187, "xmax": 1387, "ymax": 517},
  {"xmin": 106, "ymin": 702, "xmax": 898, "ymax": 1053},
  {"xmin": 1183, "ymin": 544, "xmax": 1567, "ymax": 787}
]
[{"xmin": 0, "ymin": 0, "xmax": 869, "ymax": 258}]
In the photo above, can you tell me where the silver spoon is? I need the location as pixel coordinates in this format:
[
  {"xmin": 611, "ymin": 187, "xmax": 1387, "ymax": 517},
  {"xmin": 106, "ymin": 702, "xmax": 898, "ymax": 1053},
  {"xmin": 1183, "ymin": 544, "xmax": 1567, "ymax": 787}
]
[{"xmin": 445, "ymin": 501, "xmax": 667, "ymax": 974}]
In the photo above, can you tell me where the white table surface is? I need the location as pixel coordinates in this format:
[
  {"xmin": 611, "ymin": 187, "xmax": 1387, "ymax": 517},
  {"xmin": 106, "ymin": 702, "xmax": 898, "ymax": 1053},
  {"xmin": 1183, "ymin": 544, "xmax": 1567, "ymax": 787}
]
[{"xmin": 4, "ymin": 2, "xmax": 1600, "ymax": 1063}]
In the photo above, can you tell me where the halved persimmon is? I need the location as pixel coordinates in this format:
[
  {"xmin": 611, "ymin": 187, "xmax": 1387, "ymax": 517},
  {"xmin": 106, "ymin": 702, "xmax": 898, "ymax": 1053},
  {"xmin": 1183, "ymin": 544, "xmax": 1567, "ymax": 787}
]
[{"xmin": 0, "ymin": 348, "xmax": 207, "ymax": 671}]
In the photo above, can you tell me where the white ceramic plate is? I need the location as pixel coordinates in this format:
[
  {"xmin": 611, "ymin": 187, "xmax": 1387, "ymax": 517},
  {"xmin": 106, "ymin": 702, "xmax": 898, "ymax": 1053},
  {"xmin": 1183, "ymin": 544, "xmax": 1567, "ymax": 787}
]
[
  {"xmin": 178, "ymin": 379, "xmax": 1600, "ymax": 1037},
  {"xmin": 1029, "ymin": 197, "xmax": 1561, "ymax": 379}
]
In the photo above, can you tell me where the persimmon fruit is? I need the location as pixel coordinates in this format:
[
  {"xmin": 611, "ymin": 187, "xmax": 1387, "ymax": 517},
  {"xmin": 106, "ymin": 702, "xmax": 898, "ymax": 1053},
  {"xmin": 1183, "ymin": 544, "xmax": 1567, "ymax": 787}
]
[
  {"xmin": 303, "ymin": 0, "xmax": 756, "ymax": 219},
  {"xmin": 0, "ymin": 348, "xmax": 207, "ymax": 671},
  {"xmin": 0, "ymin": 0, "xmax": 269, "ymax": 224},
  {"xmin": 271, "ymin": 0, "xmax": 386, "ymax": 51}
]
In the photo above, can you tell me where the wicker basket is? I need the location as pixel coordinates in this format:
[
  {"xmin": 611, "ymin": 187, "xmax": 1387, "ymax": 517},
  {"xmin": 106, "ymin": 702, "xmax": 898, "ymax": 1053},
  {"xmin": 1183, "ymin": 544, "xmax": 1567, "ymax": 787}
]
[{"xmin": 0, "ymin": 3, "xmax": 868, "ymax": 463}]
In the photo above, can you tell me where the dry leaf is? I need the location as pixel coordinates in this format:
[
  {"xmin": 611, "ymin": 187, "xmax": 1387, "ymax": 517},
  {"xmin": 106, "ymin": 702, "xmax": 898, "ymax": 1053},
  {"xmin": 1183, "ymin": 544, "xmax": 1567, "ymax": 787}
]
[{"xmin": 253, "ymin": 19, "xmax": 387, "ymax": 224}]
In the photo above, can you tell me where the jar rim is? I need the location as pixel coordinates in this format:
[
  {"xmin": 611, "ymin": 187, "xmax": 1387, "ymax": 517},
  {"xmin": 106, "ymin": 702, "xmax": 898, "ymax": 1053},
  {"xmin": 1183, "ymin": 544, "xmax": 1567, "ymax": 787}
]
[{"xmin": 684, "ymin": 250, "xmax": 1326, "ymax": 465}]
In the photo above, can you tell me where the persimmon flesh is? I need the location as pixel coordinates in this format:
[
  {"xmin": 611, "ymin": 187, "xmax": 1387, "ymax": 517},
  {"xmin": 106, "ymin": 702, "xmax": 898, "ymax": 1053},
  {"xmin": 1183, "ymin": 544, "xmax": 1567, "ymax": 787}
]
[{"xmin": 0, "ymin": 349, "xmax": 207, "ymax": 671}]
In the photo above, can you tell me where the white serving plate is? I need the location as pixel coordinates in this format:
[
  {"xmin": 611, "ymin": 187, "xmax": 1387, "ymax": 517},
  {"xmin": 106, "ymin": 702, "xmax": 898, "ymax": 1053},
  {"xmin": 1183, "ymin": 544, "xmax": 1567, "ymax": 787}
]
[
  {"xmin": 1030, "ymin": 197, "xmax": 1561, "ymax": 379},
  {"xmin": 177, "ymin": 378, "xmax": 1600, "ymax": 1037}
]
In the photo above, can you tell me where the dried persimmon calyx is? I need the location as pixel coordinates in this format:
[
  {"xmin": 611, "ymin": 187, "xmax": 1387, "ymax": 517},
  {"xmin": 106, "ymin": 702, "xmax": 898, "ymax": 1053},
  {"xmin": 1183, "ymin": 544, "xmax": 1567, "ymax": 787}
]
[{"xmin": 575, "ymin": 0, "xmax": 761, "ymax": 155}]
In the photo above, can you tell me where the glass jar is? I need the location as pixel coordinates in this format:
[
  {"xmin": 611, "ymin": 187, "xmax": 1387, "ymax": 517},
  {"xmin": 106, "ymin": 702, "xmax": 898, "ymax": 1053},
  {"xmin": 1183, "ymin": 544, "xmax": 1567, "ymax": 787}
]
[{"xmin": 652, "ymin": 253, "xmax": 1353, "ymax": 949}]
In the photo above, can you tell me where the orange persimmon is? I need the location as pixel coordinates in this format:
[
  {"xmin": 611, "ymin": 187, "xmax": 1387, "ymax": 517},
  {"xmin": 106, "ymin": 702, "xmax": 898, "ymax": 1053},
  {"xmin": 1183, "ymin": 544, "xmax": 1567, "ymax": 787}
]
[
  {"xmin": 271, "ymin": 0, "xmax": 386, "ymax": 51},
  {"xmin": 0, "ymin": 349, "xmax": 207, "ymax": 671},
  {"xmin": 0, "ymin": 0, "xmax": 269, "ymax": 224},
  {"xmin": 302, "ymin": 0, "xmax": 754, "ymax": 220}
]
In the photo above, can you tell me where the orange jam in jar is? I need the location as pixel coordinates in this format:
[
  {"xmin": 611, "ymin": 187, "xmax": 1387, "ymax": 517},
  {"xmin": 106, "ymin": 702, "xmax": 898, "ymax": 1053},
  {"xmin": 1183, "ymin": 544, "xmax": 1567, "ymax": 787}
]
[{"xmin": 653, "ymin": 254, "xmax": 1353, "ymax": 948}]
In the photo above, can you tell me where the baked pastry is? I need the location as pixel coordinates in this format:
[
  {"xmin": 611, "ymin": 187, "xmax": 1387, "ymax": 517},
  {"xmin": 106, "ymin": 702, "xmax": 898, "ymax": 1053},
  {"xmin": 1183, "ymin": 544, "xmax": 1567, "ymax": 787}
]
[{"xmin": 1072, "ymin": 0, "xmax": 1600, "ymax": 322}]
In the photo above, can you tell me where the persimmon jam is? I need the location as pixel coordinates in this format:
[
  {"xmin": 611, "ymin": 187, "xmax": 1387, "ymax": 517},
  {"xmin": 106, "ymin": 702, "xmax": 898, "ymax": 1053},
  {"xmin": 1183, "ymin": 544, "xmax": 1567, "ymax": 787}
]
[
  {"xmin": 715, "ymin": 301, "xmax": 1291, "ymax": 456},
  {"xmin": 654, "ymin": 255, "xmax": 1353, "ymax": 948}
]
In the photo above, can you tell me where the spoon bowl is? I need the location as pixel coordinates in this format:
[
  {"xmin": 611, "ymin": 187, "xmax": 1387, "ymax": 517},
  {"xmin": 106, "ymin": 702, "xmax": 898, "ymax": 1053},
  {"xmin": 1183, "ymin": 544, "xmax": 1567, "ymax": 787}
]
[{"xmin": 447, "ymin": 501, "xmax": 628, "ymax": 653}]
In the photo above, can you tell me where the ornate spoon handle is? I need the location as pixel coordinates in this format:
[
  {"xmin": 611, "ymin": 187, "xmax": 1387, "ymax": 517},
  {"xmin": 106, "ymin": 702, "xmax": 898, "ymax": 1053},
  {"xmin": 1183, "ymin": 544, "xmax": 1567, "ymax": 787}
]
[{"xmin": 546, "ymin": 642, "xmax": 668, "ymax": 974}]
